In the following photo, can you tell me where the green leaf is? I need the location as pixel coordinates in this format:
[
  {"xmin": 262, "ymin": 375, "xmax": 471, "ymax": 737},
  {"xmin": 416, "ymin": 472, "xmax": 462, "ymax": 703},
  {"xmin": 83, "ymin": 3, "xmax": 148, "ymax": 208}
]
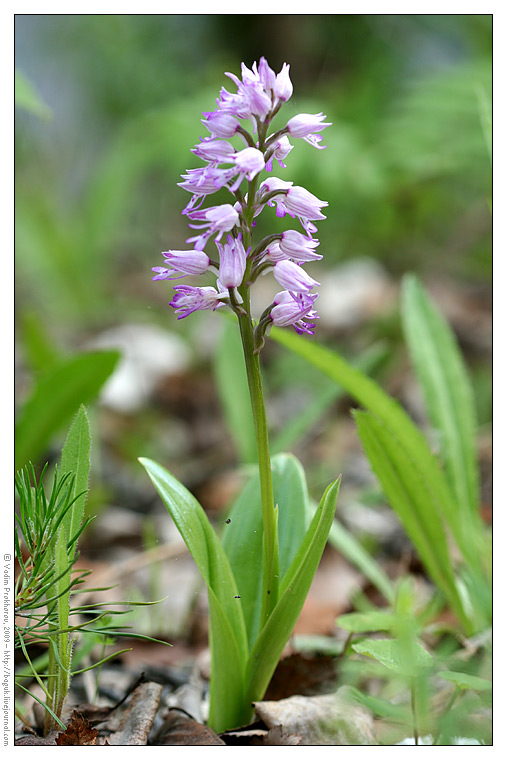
[
  {"xmin": 354, "ymin": 410, "xmax": 468, "ymax": 629},
  {"xmin": 221, "ymin": 453, "xmax": 311, "ymax": 648},
  {"xmin": 59, "ymin": 406, "xmax": 91, "ymax": 560},
  {"xmin": 401, "ymin": 276, "xmax": 481, "ymax": 549},
  {"xmin": 352, "ymin": 637, "xmax": 432, "ymax": 677},
  {"xmin": 15, "ymin": 350, "xmax": 119, "ymax": 470},
  {"xmin": 243, "ymin": 476, "xmax": 341, "ymax": 706},
  {"xmin": 15, "ymin": 69, "xmax": 52, "ymax": 120},
  {"xmin": 269, "ymin": 329, "xmax": 472, "ymax": 585},
  {"xmin": 19, "ymin": 311, "xmax": 63, "ymax": 374},
  {"xmin": 213, "ymin": 321, "xmax": 257, "ymax": 463},
  {"xmin": 207, "ymin": 590, "xmax": 252, "ymax": 732},
  {"xmin": 138, "ymin": 457, "xmax": 249, "ymax": 731},
  {"xmin": 337, "ymin": 611, "xmax": 396, "ymax": 633},
  {"xmin": 438, "ymin": 670, "xmax": 492, "ymax": 692},
  {"xmin": 271, "ymin": 343, "xmax": 389, "ymax": 455}
]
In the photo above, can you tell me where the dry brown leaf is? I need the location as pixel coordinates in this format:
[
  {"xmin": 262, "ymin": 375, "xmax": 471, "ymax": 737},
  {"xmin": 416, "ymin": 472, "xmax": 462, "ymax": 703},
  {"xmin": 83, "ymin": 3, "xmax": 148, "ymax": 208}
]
[
  {"xmin": 153, "ymin": 710, "xmax": 225, "ymax": 745},
  {"xmin": 106, "ymin": 681, "xmax": 163, "ymax": 745},
  {"xmin": 262, "ymin": 725, "xmax": 303, "ymax": 746},
  {"xmin": 254, "ymin": 685, "xmax": 376, "ymax": 746},
  {"xmin": 56, "ymin": 710, "xmax": 98, "ymax": 745}
]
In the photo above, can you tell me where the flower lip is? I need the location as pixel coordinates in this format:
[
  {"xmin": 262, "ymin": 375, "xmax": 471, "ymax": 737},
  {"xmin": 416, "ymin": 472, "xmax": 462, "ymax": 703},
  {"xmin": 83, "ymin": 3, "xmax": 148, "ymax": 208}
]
[
  {"xmin": 270, "ymin": 290, "xmax": 319, "ymax": 334},
  {"xmin": 169, "ymin": 284, "xmax": 228, "ymax": 319}
]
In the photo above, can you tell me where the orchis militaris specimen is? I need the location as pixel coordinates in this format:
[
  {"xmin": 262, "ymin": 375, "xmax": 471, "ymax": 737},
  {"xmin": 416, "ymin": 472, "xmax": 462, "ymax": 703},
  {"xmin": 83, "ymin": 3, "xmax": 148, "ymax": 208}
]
[{"xmin": 144, "ymin": 57, "xmax": 339, "ymax": 732}]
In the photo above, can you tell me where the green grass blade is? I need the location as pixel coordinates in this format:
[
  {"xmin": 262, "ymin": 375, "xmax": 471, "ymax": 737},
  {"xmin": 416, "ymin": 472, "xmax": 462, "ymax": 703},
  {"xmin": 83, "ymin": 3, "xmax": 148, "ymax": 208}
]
[
  {"xmin": 15, "ymin": 69, "xmax": 52, "ymax": 120},
  {"xmin": 268, "ymin": 328, "xmax": 468, "ymax": 566},
  {"xmin": 354, "ymin": 410, "xmax": 469, "ymax": 630},
  {"xmin": 221, "ymin": 453, "xmax": 310, "ymax": 649},
  {"xmin": 326, "ymin": 515, "xmax": 396, "ymax": 605},
  {"xmin": 271, "ymin": 343, "xmax": 389, "ymax": 455},
  {"xmin": 401, "ymin": 276, "xmax": 481, "ymax": 544},
  {"xmin": 60, "ymin": 405, "xmax": 91, "ymax": 561},
  {"xmin": 15, "ymin": 350, "xmax": 119, "ymax": 469},
  {"xmin": 243, "ymin": 477, "xmax": 341, "ymax": 706}
]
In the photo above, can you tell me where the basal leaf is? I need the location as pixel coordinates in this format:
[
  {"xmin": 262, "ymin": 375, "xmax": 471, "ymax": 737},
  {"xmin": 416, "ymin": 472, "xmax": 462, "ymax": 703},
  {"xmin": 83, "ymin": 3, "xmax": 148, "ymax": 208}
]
[
  {"xmin": 138, "ymin": 457, "xmax": 248, "ymax": 662},
  {"xmin": 221, "ymin": 453, "xmax": 310, "ymax": 648},
  {"xmin": 243, "ymin": 477, "xmax": 341, "ymax": 706},
  {"xmin": 139, "ymin": 457, "xmax": 252, "ymax": 732},
  {"xmin": 207, "ymin": 590, "xmax": 251, "ymax": 732}
]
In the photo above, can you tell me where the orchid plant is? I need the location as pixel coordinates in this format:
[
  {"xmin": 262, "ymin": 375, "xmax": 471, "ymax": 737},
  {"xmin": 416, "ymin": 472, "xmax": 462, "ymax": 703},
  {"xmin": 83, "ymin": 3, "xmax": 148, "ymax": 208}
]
[{"xmin": 140, "ymin": 57, "xmax": 341, "ymax": 732}]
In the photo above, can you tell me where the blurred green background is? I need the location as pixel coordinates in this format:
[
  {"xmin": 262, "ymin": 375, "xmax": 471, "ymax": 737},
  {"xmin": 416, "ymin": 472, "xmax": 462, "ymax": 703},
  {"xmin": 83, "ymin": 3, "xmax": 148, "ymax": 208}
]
[
  {"xmin": 15, "ymin": 14, "xmax": 491, "ymax": 328},
  {"xmin": 15, "ymin": 14, "xmax": 492, "ymax": 489}
]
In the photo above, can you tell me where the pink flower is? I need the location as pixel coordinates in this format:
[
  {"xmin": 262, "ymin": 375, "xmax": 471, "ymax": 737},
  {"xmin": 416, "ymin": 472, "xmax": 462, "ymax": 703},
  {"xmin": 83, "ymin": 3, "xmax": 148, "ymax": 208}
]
[
  {"xmin": 265, "ymin": 135, "xmax": 293, "ymax": 172},
  {"xmin": 217, "ymin": 234, "xmax": 248, "ymax": 288},
  {"xmin": 287, "ymin": 113, "xmax": 331, "ymax": 149},
  {"xmin": 169, "ymin": 285, "xmax": 228, "ymax": 319},
  {"xmin": 186, "ymin": 204, "xmax": 240, "ymax": 250},
  {"xmin": 270, "ymin": 291, "xmax": 319, "ymax": 334},
  {"xmin": 201, "ymin": 111, "xmax": 240, "ymax": 138}
]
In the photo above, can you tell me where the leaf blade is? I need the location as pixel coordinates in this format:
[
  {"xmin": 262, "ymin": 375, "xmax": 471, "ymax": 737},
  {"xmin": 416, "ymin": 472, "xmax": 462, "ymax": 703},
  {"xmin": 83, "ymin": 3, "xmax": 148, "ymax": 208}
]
[
  {"xmin": 243, "ymin": 477, "xmax": 341, "ymax": 705},
  {"xmin": 59, "ymin": 406, "xmax": 91, "ymax": 561},
  {"xmin": 401, "ymin": 275, "xmax": 481, "ymax": 540},
  {"xmin": 15, "ymin": 350, "xmax": 119, "ymax": 469},
  {"xmin": 354, "ymin": 410, "xmax": 468, "ymax": 629}
]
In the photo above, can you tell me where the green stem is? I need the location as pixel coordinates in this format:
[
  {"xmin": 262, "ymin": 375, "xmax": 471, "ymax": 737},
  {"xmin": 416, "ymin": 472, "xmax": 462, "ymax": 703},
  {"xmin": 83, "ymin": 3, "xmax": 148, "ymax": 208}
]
[
  {"xmin": 411, "ymin": 677, "xmax": 419, "ymax": 746},
  {"xmin": 236, "ymin": 290, "xmax": 279, "ymax": 623},
  {"xmin": 234, "ymin": 118, "xmax": 279, "ymax": 624}
]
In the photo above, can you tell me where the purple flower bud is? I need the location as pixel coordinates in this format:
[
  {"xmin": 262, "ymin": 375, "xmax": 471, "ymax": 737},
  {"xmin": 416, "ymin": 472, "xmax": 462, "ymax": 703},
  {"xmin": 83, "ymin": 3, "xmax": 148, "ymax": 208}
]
[
  {"xmin": 201, "ymin": 111, "xmax": 240, "ymax": 138},
  {"xmin": 270, "ymin": 291, "xmax": 319, "ymax": 334},
  {"xmin": 279, "ymin": 230, "xmax": 323, "ymax": 261},
  {"xmin": 258, "ymin": 56, "xmax": 276, "ymax": 91},
  {"xmin": 153, "ymin": 249, "xmax": 210, "ymax": 279},
  {"xmin": 169, "ymin": 284, "xmax": 228, "ymax": 319},
  {"xmin": 216, "ymin": 234, "xmax": 248, "ymax": 288},
  {"xmin": 273, "ymin": 260, "xmax": 320, "ymax": 293},
  {"xmin": 274, "ymin": 63, "xmax": 293, "ymax": 103}
]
